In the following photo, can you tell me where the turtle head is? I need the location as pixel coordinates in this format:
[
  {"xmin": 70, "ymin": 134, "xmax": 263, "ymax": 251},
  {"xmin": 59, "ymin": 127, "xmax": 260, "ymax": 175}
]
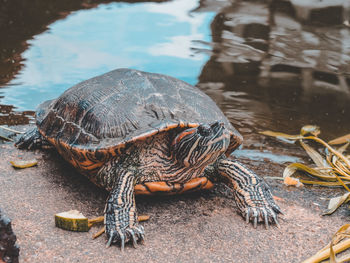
[{"xmin": 172, "ymin": 122, "xmax": 230, "ymax": 167}]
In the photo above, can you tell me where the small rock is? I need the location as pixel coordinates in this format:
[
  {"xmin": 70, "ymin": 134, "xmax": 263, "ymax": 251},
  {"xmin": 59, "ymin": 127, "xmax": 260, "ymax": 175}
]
[{"xmin": 0, "ymin": 208, "xmax": 19, "ymax": 263}]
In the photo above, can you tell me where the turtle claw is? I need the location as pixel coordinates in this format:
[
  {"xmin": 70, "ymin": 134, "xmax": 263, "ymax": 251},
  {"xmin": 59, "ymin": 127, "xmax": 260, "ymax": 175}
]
[
  {"xmin": 138, "ymin": 230, "xmax": 145, "ymax": 244},
  {"xmin": 240, "ymin": 180, "xmax": 282, "ymax": 229},
  {"xmin": 105, "ymin": 226, "xmax": 145, "ymax": 250},
  {"xmin": 243, "ymin": 203, "xmax": 281, "ymax": 229},
  {"xmin": 272, "ymin": 214, "xmax": 280, "ymax": 228},
  {"xmin": 136, "ymin": 226, "xmax": 145, "ymax": 243},
  {"xmin": 245, "ymin": 208, "xmax": 250, "ymax": 224},
  {"xmin": 263, "ymin": 212, "xmax": 269, "ymax": 229},
  {"xmin": 120, "ymin": 235, "xmax": 125, "ymax": 252},
  {"xmin": 253, "ymin": 216, "xmax": 257, "ymax": 229},
  {"xmin": 273, "ymin": 204, "xmax": 284, "ymax": 215},
  {"xmin": 127, "ymin": 229, "xmax": 138, "ymax": 248},
  {"xmin": 106, "ymin": 234, "xmax": 114, "ymax": 248}
]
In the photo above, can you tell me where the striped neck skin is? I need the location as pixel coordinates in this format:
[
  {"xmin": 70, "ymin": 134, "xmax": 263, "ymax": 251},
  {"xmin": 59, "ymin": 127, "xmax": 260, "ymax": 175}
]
[{"xmin": 164, "ymin": 122, "xmax": 230, "ymax": 182}]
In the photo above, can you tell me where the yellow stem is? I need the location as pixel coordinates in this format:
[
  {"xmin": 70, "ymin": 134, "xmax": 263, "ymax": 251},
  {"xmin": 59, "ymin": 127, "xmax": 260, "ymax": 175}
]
[
  {"xmin": 299, "ymin": 180, "xmax": 350, "ymax": 186},
  {"xmin": 88, "ymin": 214, "xmax": 150, "ymax": 228},
  {"xmin": 304, "ymin": 136, "xmax": 350, "ymax": 169},
  {"xmin": 331, "ymin": 171, "xmax": 350, "ymax": 192},
  {"xmin": 302, "ymin": 238, "xmax": 350, "ymax": 263},
  {"xmin": 335, "ymin": 160, "xmax": 350, "ymax": 176},
  {"xmin": 330, "ymin": 161, "xmax": 350, "ymax": 192},
  {"xmin": 0, "ymin": 125, "xmax": 24, "ymax": 134},
  {"xmin": 92, "ymin": 227, "xmax": 105, "ymax": 239},
  {"xmin": 88, "ymin": 216, "xmax": 104, "ymax": 225}
]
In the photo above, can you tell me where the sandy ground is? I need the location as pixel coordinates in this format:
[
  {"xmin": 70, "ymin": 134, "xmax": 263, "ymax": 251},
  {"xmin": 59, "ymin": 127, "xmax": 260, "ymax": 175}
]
[{"xmin": 0, "ymin": 128, "xmax": 348, "ymax": 263}]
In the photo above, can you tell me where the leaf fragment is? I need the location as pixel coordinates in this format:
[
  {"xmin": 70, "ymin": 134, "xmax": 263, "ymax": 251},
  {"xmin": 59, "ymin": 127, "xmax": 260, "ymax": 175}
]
[
  {"xmin": 263, "ymin": 126, "xmax": 350, "ymax": 214},
  {"xmin": 304, "ymin": 136, "xmax": 350, "ymax": 171},
  {"xmin": 138, "ymin": 215, "xmax": 150, "ymax": 222},
  {"xmin": 10, "ymin": 159, "xmax": 38, "ymax": 169},
  {"xmin": 300, "ymin": 125, "xmax": 320, "ymax": 137},
  {"xmin": 259, "ymin": 130, "xmax": 302, "ymax": 141},
  {"xmin": 322, "ymin": 193, "xmax": 350, "ymax": 215},
  {"xmin": 337, "ymin": 142, "xmax": 350, "ymax": 155},
  {"xmin": 283, "ymin": 163, "xmax": 333, "ymax": 180},
  {"xmin": 55, "ymin": 210, "xmax": 89, "ymax": 232},
  {"xmin": 283, "ymin": 176, "xmax": 303, "ymax": 187},
  {"xmin": 328, "ymin": 134, "xmax": 350, "ymax": 145},
  {"xmin": 273, "ymin": 196, "xmax": 284, "ymax": 201},
  {"xmin": 299, "ymin": 140, "xmax": 329, "ymax": 168}
]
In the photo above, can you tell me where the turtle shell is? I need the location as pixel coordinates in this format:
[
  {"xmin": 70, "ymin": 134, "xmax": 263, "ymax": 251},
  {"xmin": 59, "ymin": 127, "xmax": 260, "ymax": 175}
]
[{"xmin": 36, "ymin": 69, "xmax": 242, "ymax": 173}]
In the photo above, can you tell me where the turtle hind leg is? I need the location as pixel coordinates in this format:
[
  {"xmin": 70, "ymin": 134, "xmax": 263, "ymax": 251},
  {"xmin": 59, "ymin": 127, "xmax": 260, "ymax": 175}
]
[{"xmin": 15, "ymin": 128, "xmax": 51, "ymax": 150}]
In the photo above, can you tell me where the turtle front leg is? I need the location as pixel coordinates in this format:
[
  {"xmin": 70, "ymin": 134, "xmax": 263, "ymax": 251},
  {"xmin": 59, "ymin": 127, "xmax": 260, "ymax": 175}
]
[
  {"xmin": 102, "ymin": 169, "xmax": 144, "ymax": 250},
  {"xmin": 215, "ymin": 158, "xmax": 282, "ymax": 228},
  {"xmin": 15, "ymin": 127, "xmax": 52, "ymax": 150}
]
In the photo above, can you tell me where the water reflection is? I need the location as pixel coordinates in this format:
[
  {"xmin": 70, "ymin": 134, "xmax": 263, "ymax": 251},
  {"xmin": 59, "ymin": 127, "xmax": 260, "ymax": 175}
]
[
  {"xmin": 1, "ymin": 0, "xmax": 214, "ymax": 111},
  {"xmin": 0, "ymin": 0, "xmax": 350, "ymax": 141},
  {"xmin": 0, "ymin": 104, "xmax": 34, "ymax": 125},
  {"xmin": 197, "ymin": 0, "xmax": 350, "ymax": 139}
]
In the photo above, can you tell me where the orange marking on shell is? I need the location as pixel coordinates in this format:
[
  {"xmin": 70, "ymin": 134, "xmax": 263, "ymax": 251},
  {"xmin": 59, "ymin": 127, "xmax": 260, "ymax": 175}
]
[
  {"xmin": 134, "ymin": 177, "xmax": 214, "ymax": 195},
  {"xmin": 161, "ymin": 124, "xmax": 178, "ymax": 132},
  {"xmin": 44, "ymin": 135, "xmax": 102, "ymax": 172},
  {"xmin": 39, "ymin": 123, "xmax": 200, "ymax": 159}
]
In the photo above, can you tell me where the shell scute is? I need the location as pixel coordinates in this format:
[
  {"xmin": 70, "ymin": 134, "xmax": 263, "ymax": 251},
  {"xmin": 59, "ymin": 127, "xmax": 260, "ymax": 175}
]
[{"xmin": 39, "ymin": 111, "xmax": 64, "ymax": 139}]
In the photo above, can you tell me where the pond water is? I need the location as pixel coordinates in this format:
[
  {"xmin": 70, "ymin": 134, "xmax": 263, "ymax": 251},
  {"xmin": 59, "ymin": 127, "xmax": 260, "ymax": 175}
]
[{"xmin": 1, "ymin": 0, "xmax": 350, "ymax": 142}]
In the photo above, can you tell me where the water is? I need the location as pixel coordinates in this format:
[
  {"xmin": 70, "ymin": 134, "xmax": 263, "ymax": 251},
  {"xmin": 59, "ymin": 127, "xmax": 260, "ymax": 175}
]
[
  {"xmin": 1, "ymin": 0, "xmax": 350, "ymax": 143},
  {"xmin": 1, "ymin": 0, "xmax": 214, "ymax": 110}
]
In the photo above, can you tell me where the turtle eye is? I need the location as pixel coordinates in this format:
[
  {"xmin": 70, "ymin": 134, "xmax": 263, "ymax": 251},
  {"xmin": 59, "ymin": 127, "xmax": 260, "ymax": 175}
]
[
  {"xmin": 210, "ymin": 121, "xmax": 224, "ymax": 133},
  {"xmin": 198, "ymin": 125, "xmax": 212, "ymax": 137}
]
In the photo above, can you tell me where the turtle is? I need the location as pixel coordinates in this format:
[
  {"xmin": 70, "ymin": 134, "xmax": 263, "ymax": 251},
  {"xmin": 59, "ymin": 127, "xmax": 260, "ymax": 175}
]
[{"xmin": 16, "ymin": 68, "xmax": 282, "ymax": 249}]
